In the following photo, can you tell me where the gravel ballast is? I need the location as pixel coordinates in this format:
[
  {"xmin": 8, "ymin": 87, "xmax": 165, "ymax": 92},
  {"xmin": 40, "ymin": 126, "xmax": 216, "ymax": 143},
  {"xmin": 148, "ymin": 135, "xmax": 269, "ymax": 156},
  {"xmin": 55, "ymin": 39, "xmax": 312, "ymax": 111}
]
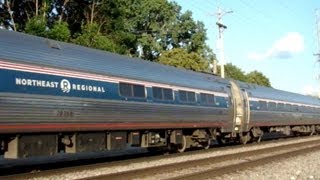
[
  {"xmin": 215, "ymin": 150, "xmax": 320, "ymax": 180},
  {"xmin": 12, "ymin": 136, "xmax": 320, "ymax": 180}
]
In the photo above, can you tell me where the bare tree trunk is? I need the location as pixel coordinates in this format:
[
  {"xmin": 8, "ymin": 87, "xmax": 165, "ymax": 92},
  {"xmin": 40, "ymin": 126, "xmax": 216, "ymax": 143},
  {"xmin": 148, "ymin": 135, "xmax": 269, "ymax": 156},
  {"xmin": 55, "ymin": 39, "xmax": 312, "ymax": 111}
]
[
  {"xmin": 5, "ymin": 0, "xmax": 16, "ymax": 31},
  {"xmin": 35, "ymin": 0, "xmax": 38, "ymax": 16},
  {"xmin": 42, "ymin": 0, "xmax": 46, "ymax": 21},
  {"xmin": 90, "ymin": 0, "xmax": 95, "ymax": 25},
  {"xmin": 25, "ymin": 9, "xmax": 30, "ymax": 21},
  {"xmin": 98, "ymin": 19, "xmax": 106, "ymax": 33},
  {"xmin": 59, "ymin": 0, "xmax": 69, "ymax": 24}
]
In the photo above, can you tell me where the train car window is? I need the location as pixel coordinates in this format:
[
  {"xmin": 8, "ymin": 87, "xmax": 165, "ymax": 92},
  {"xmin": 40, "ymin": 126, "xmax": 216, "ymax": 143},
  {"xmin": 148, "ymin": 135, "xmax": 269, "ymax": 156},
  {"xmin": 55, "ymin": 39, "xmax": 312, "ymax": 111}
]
[
  {"xmin": 214, "ymin": 96, "xmax": 228, "ymax": 107},
  {"xmin": 259, "ymin": 101, "xmax": 267, "ymax": 110},
  {"xmin": 119, "ymin": 82, "xmax": 133, "ymax": 97},
  {"xmin": 306, "ymin": 106, "xmax": 312, "ymax": 113},
  {"xmin": 313, "ymin": 107, "xmax": 317, "ymax": 113},
  {"xmin": 179, "ymin": 90, "xmax": 196, "ymax": 103},
  {"xmin": 249, "ymin": 101, "xmax": 260, "ymax": 110},
  {"xmin": 292, "ymin": 105, "xmax": 299, "ymax": 112},
  {"xmin": 179, "ymin": 90, "xmax": 188, "ymax": 102},
  {"xmin": 200, "ymin": 93, "xmax": 215, "ymax": 105},
  {"xmin": 200, "ymin": 93, "xmax": 207, "ymax": 103},
  {"xmin": 311, "ymin": 107, "xmax": 316, "ymax": 113},
  {"xmin": 303, "ymin": 106, "xmax": 308, "ymax": 113},
  {"xmin": 268, "ymin": 102, "xmax": 277, "ymax": 111},
  {"xmin": 152, "ymin": 87, "xmax": 163, "ymax": 100},
  {"xmin": 285, "ymin": 104, "xmax": 292, "ymax": 112},
  {"xmin": 119, "ymin": 82, "xmax": 146, "ymax": 98},
  {"xmin": 225, "ymin": 97, "xmax": 229, "ymax": 107},
  {"xmin": 207, "ymin": 94, "xmax": 215, "ymax": 104},
  {"xmin": 299, "ymin": 106, "xmax": 304, "ymax": 113},
  {"xmin": 297, "ymin": 106, "xmax": 302, "ymax": 112},
  {"xmin": 187, "ymin": 91, "xmax": 196, "ymax": 102},
  {"xmin": 163, "ymin": 88, "xmax": 174, "ymax": 101},
  {"xmin": 277, "ymin": 103, "xmax": 284, "ymax": 111},
  {"xmin": 133, "ymin": 84, "xmax": 146, "ymax": 98},
  {"xmin": 152, "ymin": 87, "xmax": 173, "ymax": 101}
]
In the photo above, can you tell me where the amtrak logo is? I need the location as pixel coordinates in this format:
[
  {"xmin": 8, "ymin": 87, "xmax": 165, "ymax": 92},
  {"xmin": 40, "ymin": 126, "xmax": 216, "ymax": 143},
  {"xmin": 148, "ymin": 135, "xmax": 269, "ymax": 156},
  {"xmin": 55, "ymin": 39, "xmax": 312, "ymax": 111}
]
[{"xmin": 60, "ymin": 79, "xmax": 71, "ymax": 93}]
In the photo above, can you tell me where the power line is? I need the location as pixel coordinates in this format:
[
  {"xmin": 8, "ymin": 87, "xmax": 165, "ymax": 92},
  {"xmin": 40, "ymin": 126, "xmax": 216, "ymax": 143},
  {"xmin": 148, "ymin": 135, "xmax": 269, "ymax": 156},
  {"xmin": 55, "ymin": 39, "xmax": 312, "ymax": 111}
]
[
  {"xmin": 277, "ymin": 0, "xmax": 299, "ymax": 18},
  {"xmin": 238, "ymin": 0, "xmax": 274, "ymax": 23}
]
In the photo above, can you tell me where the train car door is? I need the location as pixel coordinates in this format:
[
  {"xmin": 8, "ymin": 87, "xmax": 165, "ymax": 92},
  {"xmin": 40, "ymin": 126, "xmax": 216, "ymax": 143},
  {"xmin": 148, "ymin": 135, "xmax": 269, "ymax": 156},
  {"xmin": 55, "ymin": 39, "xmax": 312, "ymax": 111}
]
[
  {"xmin": 241, "ymin": 89, "xmax": 250, "ymax": 132},
  {"xmin": 228, "ymin": 81, "xmax": 250, "ymax": 136}
]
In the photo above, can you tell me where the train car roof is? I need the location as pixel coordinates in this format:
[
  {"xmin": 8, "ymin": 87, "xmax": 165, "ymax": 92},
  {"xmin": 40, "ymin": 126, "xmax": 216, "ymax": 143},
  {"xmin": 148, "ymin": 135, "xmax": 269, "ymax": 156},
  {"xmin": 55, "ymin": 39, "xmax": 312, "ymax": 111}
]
[
  {"xmin": 0, "ymin": 30, "xmax": 229, "ymax": 93},
  {"xmin": 1, "ymin": 30, "xmax": 319, "ymax": 106},
  {"xmin": 238, "ymin": 82, "xmax": 320, "ymax": 106}
]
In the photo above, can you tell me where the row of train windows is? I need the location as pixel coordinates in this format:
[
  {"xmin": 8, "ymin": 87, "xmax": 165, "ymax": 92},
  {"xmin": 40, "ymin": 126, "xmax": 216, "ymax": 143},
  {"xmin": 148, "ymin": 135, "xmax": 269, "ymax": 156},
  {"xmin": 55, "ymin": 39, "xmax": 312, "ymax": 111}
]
[
  {"xmin": 251, "ymin": 101, "xmax": 320, "ymax": 113},
  {"xmin": 119, "ymin": 82, "xmax": 216, "ymax": 104},
  {"xmin": 118, "ymin": 83, "xmax": 319, "ymax": 112}
]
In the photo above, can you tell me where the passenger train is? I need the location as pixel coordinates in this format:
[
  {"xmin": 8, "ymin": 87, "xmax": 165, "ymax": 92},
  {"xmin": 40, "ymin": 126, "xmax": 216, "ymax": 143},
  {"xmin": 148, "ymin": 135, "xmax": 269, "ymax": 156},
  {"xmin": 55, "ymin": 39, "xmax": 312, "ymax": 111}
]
[{"xmin": 1, "ymin": 29, "xmax": 320, "ymax": 158}]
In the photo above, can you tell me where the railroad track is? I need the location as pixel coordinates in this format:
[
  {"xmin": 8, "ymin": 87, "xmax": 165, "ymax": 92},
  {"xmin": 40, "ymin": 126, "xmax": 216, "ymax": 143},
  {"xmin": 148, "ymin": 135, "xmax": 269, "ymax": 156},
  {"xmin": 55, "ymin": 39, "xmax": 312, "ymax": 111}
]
[
  {"xmin": 3, "ymin": 136, "xmax": 320, "ymax": 180},
  {"xmin": 88, "ymin": 137, "xmax": 320, "ymax": 180}
]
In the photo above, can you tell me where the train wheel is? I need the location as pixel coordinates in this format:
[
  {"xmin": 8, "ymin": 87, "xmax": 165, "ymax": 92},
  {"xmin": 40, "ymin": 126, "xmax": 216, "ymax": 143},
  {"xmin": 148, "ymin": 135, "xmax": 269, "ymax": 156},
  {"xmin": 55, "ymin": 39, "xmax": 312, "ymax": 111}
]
[
  {"xmin": 216, "ymin": 135, "xmax": 226, "ymax": 145},
  {"xmin": 293, "ymin": 132, "xmax": 300, "ymax": 137},
  {"xmin": 177, "ymin": 135, "xmax": 187, "ymax": 153},
  {"xmin": 240, "ymin": 132, "xmax": 251, "ymax": 144},
  {"xmin": 310, "ymin": 125, "xmax": 316, "ymax": 136},
  {"xmin": 202, "ymin": 138, "xmax": 211, "ymax": 150}
]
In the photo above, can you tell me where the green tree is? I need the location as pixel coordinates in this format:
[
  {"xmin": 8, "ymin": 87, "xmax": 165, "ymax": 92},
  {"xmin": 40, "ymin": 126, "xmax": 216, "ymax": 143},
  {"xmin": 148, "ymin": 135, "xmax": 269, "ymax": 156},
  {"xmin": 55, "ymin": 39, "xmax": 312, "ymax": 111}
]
[
  {"xmin": 8, "ymin": 0, "xmax": 51, "ymax": 31},
  {"xmin": 217, "ymin": 63, "xmax": 247, "ymax": 82},
  {"xmin": 170, "ymin": 11, "xmax": 207, "ymax": 54},
  {"xmin": 216, "ymin": 63, "xmax": 271, "ymax": 87},
  {"xmin": 5, "ymin": 0, "xmax": 213, "ymax": 62},
  {"xmin": 103, "ymin": 0, "xmax": 210, "ymax": 61},
  {"xmin": 158, "ymin": 48, "xmax": 209, "ymax": 72},
  {"xmin": 246, "ymin": 70, "xmax": 271, "ymax": 87},
  {"xmin": 47, "ymin": 22, "xmax": 70, "ymax": 41},
  {"xmin": 115, "ymin": 0, "xmax": 178, "ymax": 60},
  {"xmin": 25, "ymin": 15, "xmax": 47, "ymax": 37},
  {"xmin": 72, "ymin": 23, "xmax": 125, "ymax": 53}
]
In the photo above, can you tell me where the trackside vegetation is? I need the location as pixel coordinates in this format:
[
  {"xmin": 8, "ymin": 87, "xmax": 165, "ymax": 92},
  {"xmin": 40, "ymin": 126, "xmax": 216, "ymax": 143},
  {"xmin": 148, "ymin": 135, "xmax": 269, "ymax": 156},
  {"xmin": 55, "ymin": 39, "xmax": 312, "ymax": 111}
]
[{"xmin": 0, "ymin": 0, "xmax": 271, "ymax": 87}]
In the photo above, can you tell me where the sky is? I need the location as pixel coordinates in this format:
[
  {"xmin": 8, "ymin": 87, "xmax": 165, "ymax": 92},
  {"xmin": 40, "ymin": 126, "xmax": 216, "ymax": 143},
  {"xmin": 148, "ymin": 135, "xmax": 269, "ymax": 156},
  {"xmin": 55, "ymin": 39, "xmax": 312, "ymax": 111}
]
[{"xmin": 172, "ymin": 0, "xmax": 320, "ymax": 95}]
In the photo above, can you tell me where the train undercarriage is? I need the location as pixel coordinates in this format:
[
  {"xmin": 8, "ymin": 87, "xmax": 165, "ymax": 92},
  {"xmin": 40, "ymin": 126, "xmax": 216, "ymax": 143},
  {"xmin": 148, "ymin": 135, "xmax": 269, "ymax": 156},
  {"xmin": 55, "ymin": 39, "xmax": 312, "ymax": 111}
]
[{"xmin": 1, "ymin": 124, "xmax": 320, "ymax": 159}]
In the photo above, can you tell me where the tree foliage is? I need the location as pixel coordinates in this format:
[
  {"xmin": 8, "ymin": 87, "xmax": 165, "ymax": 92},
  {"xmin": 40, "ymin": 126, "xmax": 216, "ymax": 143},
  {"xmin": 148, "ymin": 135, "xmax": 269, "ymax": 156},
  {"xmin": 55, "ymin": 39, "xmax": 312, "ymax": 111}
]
[
  {"xmin": 1, "ymin": 0, "xmax": 210, "ymax": 59},
  {"xmin": 47, "ymin": 22, "xmax": 70, "ymax": 41},
  {"xmin": 217, "ymin": 63, "xmax": 272, "ymax": 87},
  {"xmin": 0, "ymin": 0, "xmax": 271, "ymax": 87},
  {"xmin": 158, "ymin": 48, "xmax": 209, "ymax": 72},
  {"xmin": 25, "ymin": 16, "xmax": 47, "ymax": 37},
  {"xmin": 72, "ymin": 23, "xmax": 125, "ymax": 53},
  {"xmin": 217, "ymin": 63, "xmax": 247, "ymax": 82},
  {"xmin": 246, "ymin": 70, "xmax": 271, "ymax": 87}
]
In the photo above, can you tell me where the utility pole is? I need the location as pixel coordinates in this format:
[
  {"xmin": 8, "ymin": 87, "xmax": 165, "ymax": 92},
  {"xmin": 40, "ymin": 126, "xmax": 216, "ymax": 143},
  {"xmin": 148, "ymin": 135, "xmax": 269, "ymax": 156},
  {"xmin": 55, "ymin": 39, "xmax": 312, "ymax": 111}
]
[
  {"xmin": 315, "ymin": 9, "xmax": 320, "ymax": 62},
  {"xmin": 216, "ymin": 7, "xmax": 232, "ymax": 78},
  {"xmin": 315, "ymin": 9, "xmax": 320, "ymax": 98}
]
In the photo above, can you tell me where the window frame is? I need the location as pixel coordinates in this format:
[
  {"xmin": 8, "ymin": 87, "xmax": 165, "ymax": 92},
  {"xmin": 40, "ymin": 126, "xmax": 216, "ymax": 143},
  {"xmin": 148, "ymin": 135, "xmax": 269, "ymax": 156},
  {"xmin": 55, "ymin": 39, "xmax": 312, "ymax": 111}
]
[
  {"xmin": 200, "ymin": 93, "xmax": 215, "ymax": 105},
  {"xmin": 178, "ymin": 90, "xmax": 196, "ymax": 103},
  {"xmin": 259, "ymin": 101, "xmax": 267, "ymax": 111},
  {"xmin": 152, "ymin": 86, "xmax": 174, "ymax": 101},
  {"xmin": 119, "ymin": 82, "xmax": 146, "ymax": 98}
]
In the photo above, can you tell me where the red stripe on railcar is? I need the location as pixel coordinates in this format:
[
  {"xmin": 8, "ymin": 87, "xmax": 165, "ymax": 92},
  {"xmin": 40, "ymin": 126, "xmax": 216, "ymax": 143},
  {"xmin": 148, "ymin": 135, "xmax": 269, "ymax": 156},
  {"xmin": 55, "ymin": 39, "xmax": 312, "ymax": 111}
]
[{"xmin": 0, "ymin": 122, "xmax": 226, "ymax": 133}]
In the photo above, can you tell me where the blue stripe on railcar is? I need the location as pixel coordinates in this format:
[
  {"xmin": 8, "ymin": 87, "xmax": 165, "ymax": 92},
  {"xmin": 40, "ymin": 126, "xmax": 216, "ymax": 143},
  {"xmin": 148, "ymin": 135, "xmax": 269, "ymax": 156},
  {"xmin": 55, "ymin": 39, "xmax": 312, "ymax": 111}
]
[
  {"xmin": 0, "ymin": 69, "xmax": 120, "ymax": 100},
  {"xmin": 0, "ymin": 69, "xmax": 230, "ymax": 108}
]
